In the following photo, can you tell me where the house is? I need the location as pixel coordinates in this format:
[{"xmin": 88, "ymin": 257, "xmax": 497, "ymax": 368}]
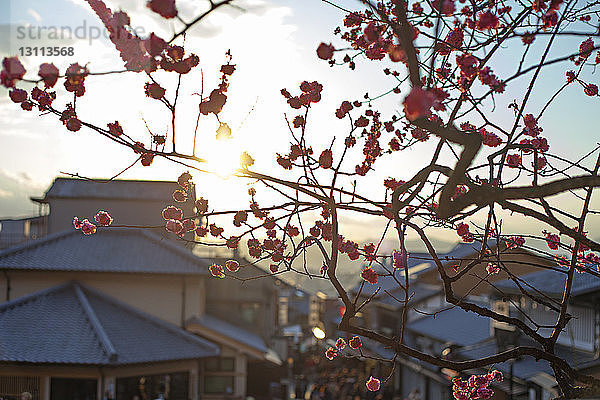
[
  {"xmin": 349, "ymin": 241, "xmax": 600, "ymax": 399},
  {"xmin": 0, "ymin": 228, "xmax": 282, "ymax": 400},
  {"xmin": 346, "ymin": 240, "xmax": 558, "ymax": 353},
  {"xmin": 30, "ymin": 177, "xmax": 196, "ymax": 236},
  {"xmin": 2, "ymin": 177, "xmax": 198, "ymax": 250},
  {"xmin": 0, "ymin": 177, "xmax": 285, "ymax": 400},
  {"xmin": 363, "ymin": 300, "xmax": 598, "ymax": 400},
  {"xmin": 492, "ymin": 268, "xmax": 600, "ymax": 359},
  {"xmin": 384, "ymin": 268, "xmax": 600, "ymax": 400}
]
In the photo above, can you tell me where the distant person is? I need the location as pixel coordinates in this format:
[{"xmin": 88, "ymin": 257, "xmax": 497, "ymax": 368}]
[{"xmin": 21, "ymin": 393, "xmax": 32, "ymax": 400}]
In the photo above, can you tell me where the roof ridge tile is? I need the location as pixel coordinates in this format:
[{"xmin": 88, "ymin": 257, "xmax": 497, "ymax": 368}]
[{"xmin": 73, "ymin": 283, "xmax": 118, "ymax": 362}]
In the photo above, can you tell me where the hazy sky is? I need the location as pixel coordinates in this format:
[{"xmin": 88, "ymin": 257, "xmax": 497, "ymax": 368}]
[{"xmin": 0, "ymin": 0, "xmax": 598, "ymax": 249}]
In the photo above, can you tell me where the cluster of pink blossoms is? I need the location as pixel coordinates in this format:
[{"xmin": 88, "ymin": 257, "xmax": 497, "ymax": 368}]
[
  {"xmin": 456, "ymin": 53, "xmax": 504, "ymax": 93},
  {"xmin": 497, "ymin": 113, "xmax": 550, "ymax": 170},
  {"xmin": 73, "ymin": 210, "xmax": 113, "ymax": 235},
  {"xmin": 161, "ymin": 173, "xmax": 201, "ymax": 236},
  {"xmin": 485, "ymin": 263, "xmax": 500, "ymax": 274},
  {"xmin": 543, "ymin": 231, "xmax": 561, "ymax": 250},
  {"xmin": 1, "ymin": 57, "xmax": 26, "ymax": 88},
  {"xmin": 438, "ymin": 27, "xmax": 464, "ymax": 55},
  {"xmin": 458, "ymin": 123, "xmax": 502, "ymax": 149},
  {"xmin": 325, "ymin": 336, "xmax": 362, "ymax": 361},
  {"xmin": 360, "ymin": 267, "xmax": 378, "ymax": 284},
  {"xmin": 86, "ymin": 0, "xmax": 191, "ymax": 73},
  {"xmin": 453, "ymin": 370, "xmax": 503, "ymax": 400},
  {"xmin": 208, "ymin": 260, "xmax": 241, "ymax": 279},
  {"xmin": 4, "ymin": 58, "xmax": 62, "ymax": 114},
  {"xmin": 565, "ymin": 38, "xmax": 600, "ymax": 98},
  {"xmin": 550, "ymin": 226, "xmax": 600, "ymax": 272},
  {"xmin": 337, "ymin": 13, "xmax": 413, "ymax": 63},
  {"xmin": 281, "ymin": 80, "xmax": 323, "ymax": 110},
  {"xmin": 505, "ymin": 236, "xmax": 525, "ymax": 249},
  {"xmin": 365, "ymin": 376, "xmax": 381, "ymax": 392},
  {"xmin": 455, "ymin": 222, "xmax": 473, "ymax": 242},
  {"xmin": 392, "ymin": 249, "xmax": 408, "ymax": 269},
  {"xmin": 383, "ymin": 178, "xmax": 406, "ymax": 191}
]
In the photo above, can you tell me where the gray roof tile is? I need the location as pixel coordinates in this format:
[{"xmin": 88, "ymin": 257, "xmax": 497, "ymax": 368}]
[
  {"xmin": 0, "ymin": 228, "xmax": 209, "ymax": 274},
  {"xmin": 407, "ymin": 305, "xmax": 491, "ymax": 346},
  {"xmin": 493, "ymin": 269, "xmax": 600, "ymax": 298},
  {"xmin": 0, "ymin": 281, "xmax": 219, "ymax": 365}
]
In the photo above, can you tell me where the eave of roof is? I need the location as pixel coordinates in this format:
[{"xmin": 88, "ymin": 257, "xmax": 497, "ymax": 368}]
[{"xmin": 186, "ymin": 314, "xmax": 268, "ymax": 356}]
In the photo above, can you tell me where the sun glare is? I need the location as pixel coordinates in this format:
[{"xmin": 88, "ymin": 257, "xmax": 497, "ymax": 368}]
[{"xmin": 201, "ymin": 136, "xmax": 242, "ymax": 178}]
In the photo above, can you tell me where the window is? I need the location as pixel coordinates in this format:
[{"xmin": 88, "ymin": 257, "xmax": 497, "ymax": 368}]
[
  {"xmin": 203, "ymin": 377, "xmax": 234, "ymax": 394},
  {"xmin": 240, "ymin": 303, "xmax": 260, "ymax": 324},
  {"xmin": 278, "ymin": 297, "xmax": 289, "ymax": 326},
  {"xmin": 203, "ymin": 357, "xmax": 236, "ymax": 395}
]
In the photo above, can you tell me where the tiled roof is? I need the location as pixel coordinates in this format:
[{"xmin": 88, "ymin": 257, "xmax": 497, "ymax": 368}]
[
  {"xmin": 0, "ymin": 281, "xmax": 219, "ymax": 365},
  {"xmin": 407, "ymin": 305, "xmax": 491, "ymax": 346},
  {"xmin": 493, "ymin": 269, "xmax": 600, "ymax": 298},
  {"xmin": 0, "ymin": 228, "xmax": 209, "ymax": 274},
  {"xmin": 41, "ymin": 177, "xmax": 185, "ymax": 201},
  {"xmin": 353, "ymin": 242, "xmax": 499, "ymax": 297},
  {"xmin": 187, "ymin": 314, "xmax": 268, "ymax": 353}
]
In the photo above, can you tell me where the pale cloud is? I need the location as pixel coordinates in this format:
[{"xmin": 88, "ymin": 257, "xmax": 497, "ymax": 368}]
[
  {"xmin": 0, "ymin": 169, "xmax": 47, "ymax": 218},
  {"xmin": 0, "ymin": 189, "xmax": 14, "ymax": 198},
  {"xmin": 65, "ymin": 0, "xmax": 88, "ymax": 7}
]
